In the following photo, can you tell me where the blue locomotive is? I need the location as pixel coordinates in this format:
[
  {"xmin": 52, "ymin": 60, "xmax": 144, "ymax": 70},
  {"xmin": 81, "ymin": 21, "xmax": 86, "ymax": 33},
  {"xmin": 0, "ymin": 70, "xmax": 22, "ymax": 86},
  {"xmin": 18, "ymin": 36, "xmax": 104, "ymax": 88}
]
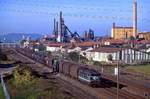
[{"xmin": 77, "ymin": 67, "xmax": 101, "ymax": 86}]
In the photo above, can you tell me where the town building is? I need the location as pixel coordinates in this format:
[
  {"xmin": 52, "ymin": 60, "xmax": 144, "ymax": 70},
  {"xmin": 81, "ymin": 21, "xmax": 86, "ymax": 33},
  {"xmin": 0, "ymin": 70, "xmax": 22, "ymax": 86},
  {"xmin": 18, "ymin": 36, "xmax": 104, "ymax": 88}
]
[
  {"xmin": 46, "ymin": 43, "xmax": 64, "ymax": 52},
  {"xmin": 86, "ymin": 47, "xmax": 150, "ymax": 64},
  {"xmin": 138, "ymin": 32, "xmax": 150, "ymax": 40}
]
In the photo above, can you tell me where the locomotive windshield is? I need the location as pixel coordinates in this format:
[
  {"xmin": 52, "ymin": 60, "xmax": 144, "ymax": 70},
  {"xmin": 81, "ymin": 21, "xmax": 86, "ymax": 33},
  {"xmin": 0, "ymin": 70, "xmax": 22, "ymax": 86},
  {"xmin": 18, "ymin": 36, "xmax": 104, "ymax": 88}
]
[
  {"xmin": 90, "ymin": 73, "xmax": 101, "ymax": 80},
  {"xmin": 91, "ymin": 74, "xmax": 101, "ymax": 76}
]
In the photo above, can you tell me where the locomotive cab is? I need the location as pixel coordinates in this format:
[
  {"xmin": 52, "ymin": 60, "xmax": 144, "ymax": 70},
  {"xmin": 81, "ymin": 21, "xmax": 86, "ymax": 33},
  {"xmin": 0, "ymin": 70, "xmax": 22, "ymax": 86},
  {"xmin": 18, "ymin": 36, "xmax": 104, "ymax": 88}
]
[{"xmin": 77, "ymin": 67, "xmax": 101, "ymax": 86}]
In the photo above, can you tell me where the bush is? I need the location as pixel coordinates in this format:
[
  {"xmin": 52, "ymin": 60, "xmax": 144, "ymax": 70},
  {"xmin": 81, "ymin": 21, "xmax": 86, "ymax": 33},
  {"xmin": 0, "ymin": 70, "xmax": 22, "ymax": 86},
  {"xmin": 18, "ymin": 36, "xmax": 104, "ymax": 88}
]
[
  {"xmin": 12, "ymin": 66, "xmax": 34, "ymax": 88},
  {"xmin": 93, "ymin": 61, "xmax": 101, "ymax": 66},
  {"xmin": 0, "ymin": 54, "xmax": 7, "ymax": 61}
]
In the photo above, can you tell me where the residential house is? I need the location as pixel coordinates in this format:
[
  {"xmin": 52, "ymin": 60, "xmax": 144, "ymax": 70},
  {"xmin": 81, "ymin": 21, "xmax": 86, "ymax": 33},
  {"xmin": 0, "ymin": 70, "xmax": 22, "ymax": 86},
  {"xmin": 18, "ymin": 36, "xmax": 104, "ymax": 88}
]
[{"xmin": 46, "ymin": 43, "xmax": 64, "ymax": 52}]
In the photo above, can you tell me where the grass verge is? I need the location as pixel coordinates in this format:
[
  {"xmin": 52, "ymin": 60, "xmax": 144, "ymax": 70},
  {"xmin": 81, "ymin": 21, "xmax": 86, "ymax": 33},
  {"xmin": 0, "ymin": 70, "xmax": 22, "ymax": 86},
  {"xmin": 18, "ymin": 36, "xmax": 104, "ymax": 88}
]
[
  {"xmin": 7, "ymin": 78, "xmax": 75, "ymax": 99},
  {"xmin": 126, "ymin": 64, "xmax": 150, "ymax": 74}
]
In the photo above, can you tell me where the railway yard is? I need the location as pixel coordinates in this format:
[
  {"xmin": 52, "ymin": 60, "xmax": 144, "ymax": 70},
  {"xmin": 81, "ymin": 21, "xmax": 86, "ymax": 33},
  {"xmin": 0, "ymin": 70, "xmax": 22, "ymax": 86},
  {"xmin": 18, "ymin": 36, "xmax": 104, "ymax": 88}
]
[{"xmin": 1, "ymin": 48, "xmax": 150, "ymax": 99}]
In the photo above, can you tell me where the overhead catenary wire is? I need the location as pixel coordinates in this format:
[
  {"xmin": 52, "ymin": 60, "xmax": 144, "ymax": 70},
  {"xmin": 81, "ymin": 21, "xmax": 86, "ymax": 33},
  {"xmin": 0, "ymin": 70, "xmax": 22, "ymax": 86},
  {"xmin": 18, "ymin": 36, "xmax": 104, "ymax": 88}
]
[
  {"xmin": 0, "ymin": 8, "xmax": 149, "ymax": 21},
  {"xmin": 0, "ymin": 0, "xmax": 149, "ymax": 22},
  {"xmin": 0, "ymin": 1, "xmax": 148, "ymax": 13}
]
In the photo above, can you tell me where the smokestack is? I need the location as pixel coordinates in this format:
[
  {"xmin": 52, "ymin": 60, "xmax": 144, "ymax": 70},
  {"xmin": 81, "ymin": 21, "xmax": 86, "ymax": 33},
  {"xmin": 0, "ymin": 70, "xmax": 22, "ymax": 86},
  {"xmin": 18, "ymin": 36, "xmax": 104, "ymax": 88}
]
[
  {"xmin": 112, "ymin": 22, "xmax": 116, "ymax": 38},
  {"xmin": 133, "ymin": 0, "xmax": 137, "ymax": 37},
  {"xmin": 53, "ymin": 18, "xmax": 56, "ymax": 36},
  {"xmin": 60, "ymin": 11, "xmax": 63, "ymax": 36},
  {"xmin": 57, "ymin": 11, "xmax": 63, "ymax": 42},
  {"xmin": 113, "ymin": 22, "xmax": 115, "ymax": 28},
  {"xmin": 56, "ymin": 21, "xmax": 58, "ymax": 38}
]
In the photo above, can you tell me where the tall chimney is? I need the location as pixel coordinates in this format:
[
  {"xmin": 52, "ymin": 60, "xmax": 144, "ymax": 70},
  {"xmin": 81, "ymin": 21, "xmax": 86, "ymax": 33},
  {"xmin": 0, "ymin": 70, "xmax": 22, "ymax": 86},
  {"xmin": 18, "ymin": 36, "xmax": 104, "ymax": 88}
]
[
  {"xmin": 53, "ymin": 18, "xmax": 56, "ymax": 36},
  {"xmin": 60, "ymin": 11, "xmax": 63, "ymax": 37},
  {"xmin": 112, "ymin": 22, "xmax": 116, "ymax": 38},
  {"xmin": 57, "ymin": 11, "xmax": 63, "ymax": 42},
  {"xmin": 133, "ymin": 0, "xmax": 137, "ymax": 37},
  {"xmin": 56, "ymin": 21, "xmax": 58, "ymax": 38}
]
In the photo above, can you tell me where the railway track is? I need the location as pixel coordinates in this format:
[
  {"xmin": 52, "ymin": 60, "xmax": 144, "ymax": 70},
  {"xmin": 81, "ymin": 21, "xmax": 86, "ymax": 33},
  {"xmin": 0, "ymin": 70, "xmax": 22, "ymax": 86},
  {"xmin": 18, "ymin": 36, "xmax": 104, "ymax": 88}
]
[
  {"xmin": 96, "ymin": 78, "xmax": 144, "ymax": 99},
  {"xmin": 103, "ymin": 74, "xmax": 150, "ymax": 98},
  {"xmin": 55, "ymin": 76, "xmax": 98, "ymax": 99},
  {"xmin": 11, "ymin": 48, "xmax": 147, "ymax": 99}
]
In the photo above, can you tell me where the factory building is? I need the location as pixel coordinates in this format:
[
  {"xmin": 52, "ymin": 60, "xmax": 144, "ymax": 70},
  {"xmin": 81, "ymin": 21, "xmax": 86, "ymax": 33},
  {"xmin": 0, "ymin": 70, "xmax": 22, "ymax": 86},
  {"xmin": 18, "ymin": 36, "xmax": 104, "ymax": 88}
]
[{"xmin": 111, "ymin": 23, "xmax": 134, "ymax": 39}]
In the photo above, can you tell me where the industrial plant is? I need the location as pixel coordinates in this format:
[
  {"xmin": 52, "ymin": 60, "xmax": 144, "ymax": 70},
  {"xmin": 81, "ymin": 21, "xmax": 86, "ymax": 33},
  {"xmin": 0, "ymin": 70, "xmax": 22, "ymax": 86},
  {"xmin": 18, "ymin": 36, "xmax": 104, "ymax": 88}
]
[
  {"xmin": 51, "ymin": 11, "xmax": 95, "ymax": 43},
  {"xmin": 46, "ymin": 0, "xmax": 150, "ymax": 43}
]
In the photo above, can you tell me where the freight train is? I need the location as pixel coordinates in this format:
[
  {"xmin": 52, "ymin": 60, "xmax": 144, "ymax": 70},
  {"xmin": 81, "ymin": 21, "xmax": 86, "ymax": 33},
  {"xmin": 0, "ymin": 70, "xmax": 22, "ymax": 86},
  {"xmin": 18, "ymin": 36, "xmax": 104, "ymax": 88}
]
[{"xmin": 16, "ymin": 48, "xmax": 102, "ymax": 86}]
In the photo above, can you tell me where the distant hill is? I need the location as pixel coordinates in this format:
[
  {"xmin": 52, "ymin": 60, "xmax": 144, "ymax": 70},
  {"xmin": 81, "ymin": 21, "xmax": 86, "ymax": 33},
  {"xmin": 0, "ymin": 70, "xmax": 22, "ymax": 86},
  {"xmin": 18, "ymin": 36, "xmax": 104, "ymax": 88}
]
[{"xmin": 0, "ymin": 33, "xmax": 43, "ymax": 43}]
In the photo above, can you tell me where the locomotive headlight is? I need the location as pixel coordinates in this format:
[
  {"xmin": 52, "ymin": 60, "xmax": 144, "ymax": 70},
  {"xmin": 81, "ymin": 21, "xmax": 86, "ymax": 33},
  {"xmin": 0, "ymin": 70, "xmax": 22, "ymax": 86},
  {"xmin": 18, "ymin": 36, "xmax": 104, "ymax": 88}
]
[{"xmin": 93, "ymin": 76, "xmax": 99, "ymax": 80}]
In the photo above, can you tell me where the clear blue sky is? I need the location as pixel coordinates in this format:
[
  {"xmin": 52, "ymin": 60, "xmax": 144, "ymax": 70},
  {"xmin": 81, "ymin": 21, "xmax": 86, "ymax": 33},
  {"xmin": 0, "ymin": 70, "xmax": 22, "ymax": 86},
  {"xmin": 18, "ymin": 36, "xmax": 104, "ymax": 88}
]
[{"xmin": 0, "ymin": 0, "xmax": 150, "ymax": 36}]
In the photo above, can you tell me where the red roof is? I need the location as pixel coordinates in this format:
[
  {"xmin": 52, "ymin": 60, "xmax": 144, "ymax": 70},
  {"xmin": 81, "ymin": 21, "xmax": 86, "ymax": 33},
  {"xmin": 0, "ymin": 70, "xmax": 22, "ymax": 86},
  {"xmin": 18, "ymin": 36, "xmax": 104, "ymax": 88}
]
[
  {"xmin": 104, "ymin": 39, "xmax": 125, "ymax": 44},
  {"xmin": 78, "ymin": 41, "xmax": 97, "ymax": 47},
  {"xmin": 47, "ymin": 43, "xmax": 65, "ymax": 47},
  {"xmin": 92, "ymin": 47, "xmax": 123, "ymax": 53},
  {"xmin": 127, "ymin": 40, "xmax": 150, "ymax": 44}
]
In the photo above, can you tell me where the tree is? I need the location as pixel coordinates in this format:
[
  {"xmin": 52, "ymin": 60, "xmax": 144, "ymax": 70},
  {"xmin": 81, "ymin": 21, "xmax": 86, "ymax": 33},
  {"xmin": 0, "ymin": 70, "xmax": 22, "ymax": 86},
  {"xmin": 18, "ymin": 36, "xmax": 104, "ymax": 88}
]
[
  {"xmin": 80, "ymin": 55, "xmax": 88, "ymax": 64},
  {"xmin": 69, "ymin": 52, "xmax": 80, "ymax": 62},
  {"xmin": 47, "ymin": 51, "xmax": 52, "ymax": 57},
  {"xmin": 20, "ymin": 39, "xmax": 26, "ymax": 46},
  {"xmin": 0, "ymin": 48, "xmax": 7, "ymax": 61},
  {"xmin": 129, "ymin": 36, "xmax": 135, "ymax": 40},
  {"xmin": 107, "ymin": 54, "xmax": 113, "ymax": 61},
  {"xmin": 93, "ymin": 61, "xmax": 101, "ymax": 66}
]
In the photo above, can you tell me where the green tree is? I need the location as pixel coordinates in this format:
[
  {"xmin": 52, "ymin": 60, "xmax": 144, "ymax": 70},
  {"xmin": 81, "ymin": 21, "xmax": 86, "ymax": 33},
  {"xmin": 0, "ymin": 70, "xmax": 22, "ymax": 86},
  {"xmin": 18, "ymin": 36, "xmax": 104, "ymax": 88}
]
[
  {"xmin": 107, "ymin": 54, "xmax": 113, "ymax": 61},
  {"xmin": 0, "ymin": 48, "xmax": 7, "ymax": 61},
  {"xmin": 20, "ymin": 39, "xmax": 26, "ymax": 46},
  {"xmin": 69, "ymin": 52, "xmax": 80, "ymax": 62},
  {"xmin": 129, "ymin": 36, "xmax": 135, "ymax": 40},
  {"xmin": 93, "ymin": 61, "xmax": 101, "ymax": 66},
  {"xmin": 47, "ymin": 51, "xmax": 52, "ymax": 57},
  {"xmin": 80, "ymin": 55, "xmax": 88, "ymax": 64},
  {"xmin": 68, "ymin": 51, "xmax": 89, "ymax": 64}
]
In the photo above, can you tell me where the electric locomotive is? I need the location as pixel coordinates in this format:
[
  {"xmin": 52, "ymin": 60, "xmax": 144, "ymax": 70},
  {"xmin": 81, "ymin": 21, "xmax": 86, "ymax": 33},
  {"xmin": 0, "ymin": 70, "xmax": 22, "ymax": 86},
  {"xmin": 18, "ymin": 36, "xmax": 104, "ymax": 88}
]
[{"xmin": 77, "ymin": 67, "xmax": 101, "ymax": 86}]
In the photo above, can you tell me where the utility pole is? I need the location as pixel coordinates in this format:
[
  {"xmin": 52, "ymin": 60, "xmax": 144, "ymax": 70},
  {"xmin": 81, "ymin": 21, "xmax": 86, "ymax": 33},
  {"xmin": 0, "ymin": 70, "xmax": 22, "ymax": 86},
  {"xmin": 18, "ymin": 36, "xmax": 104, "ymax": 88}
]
[
  {"xmin": 78, "ymin": 51, "xmax": 80, "ymax": 63},
  {"xmin": 117, "ymin": 60, "xmax": 119, "ymax": 99}
]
